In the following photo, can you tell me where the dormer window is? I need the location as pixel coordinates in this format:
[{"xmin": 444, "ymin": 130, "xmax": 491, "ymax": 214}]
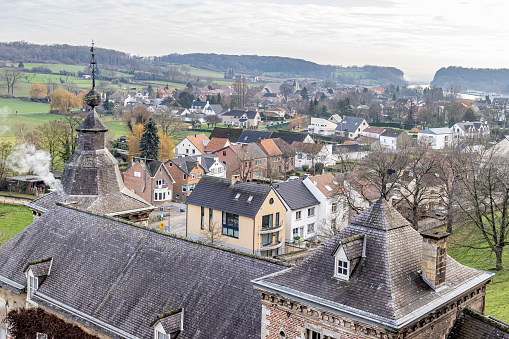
[
  {"xmin": 337, "ymin": 260, "xmax": 348, "ymax": 277},
  {"xmin": 332, "ymin": 234, "xmax": 365, "ymax": 281},
  {"xmin": 28, "ymin": 273, "xmax": 38, "ymax": 300}
]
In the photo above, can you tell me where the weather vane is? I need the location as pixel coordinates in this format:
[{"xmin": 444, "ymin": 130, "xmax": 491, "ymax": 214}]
[{"xmin": 90, "ymin": 40, "xmax": 97, "ymax": 89}]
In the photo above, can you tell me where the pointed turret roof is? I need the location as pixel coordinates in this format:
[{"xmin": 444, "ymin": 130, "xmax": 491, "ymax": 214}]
[
  {"xmin": 76, "ymin": 105, "xmax": 108, "ymax": 132},
  {"xmin": 254, "ymin": 197, "xmax": 494, "ymax": 331}
]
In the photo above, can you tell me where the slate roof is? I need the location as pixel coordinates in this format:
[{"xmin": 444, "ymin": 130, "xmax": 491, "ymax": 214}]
[
  {"xmin": 381, "ymin": 128, "xmax": 405, "ymax": 138},
  {"xmin": 363, "ymin": 126, "xmax": 385, "ymax": 134},
  {"xmin": 454, "ymin": 122, "xmax": 489, "ymax": 133},
  {"xmin": 447, "ymin": 308, "xmax": 509, "ymax": 339},
  {"xmin": 332, "ymin": 144, "xmax": 363, "ymax": 154},
  {"xmin": 238, "ymin": 130, "xmax": 273, "ymax": 144},
  {"xmin": 76, "ymin": 108, "xmax": 108, "ymax": 132},
  {"xmin": 209, "ymin": 104, "xmax": 223, "ymax": 115},
  {"xmin": 126, "ymin": 158, "xmax": 164, "ymax": 177},
  {"xmin": 209, "ymin": 127, "xmax": 243, "ymax": 142},
  {"xmin": 272, "ymin": 180, "xmax": 320, "ymax": 210},
  {"xmin": 191, "ymin": 101, "xmax": 207, "ymax": 108},
  {"xmin": 335, "ymin": 117, "xmax": 366, "ymax": 132},
  {"xmin": 272, "ymin": 138, "xmax": 295, "ymax": 156},
  {"xmin": 166, "ymin": 156, "xmax": 201, "ymax": 175},
  {"xmin": 420, "ymin": 128, "xmax": 453, "ymax": 135},
  {"xmin": 271, "ymin": 131, "xmax": 311, "ymax": 145},
  {"xmin": 158, "ymin": 309, "xmax": 183, "ymax": 336},
  {"xmin": 254, "ymin": 198, "xmax": 494, "ymax": 330},
  {"xmin": 186, "ymin": 176, "xmax": 272, "ymax": 219},
  {"xmin": 0, "ymin": 204, "xmax": 284, "ymax": 339}
]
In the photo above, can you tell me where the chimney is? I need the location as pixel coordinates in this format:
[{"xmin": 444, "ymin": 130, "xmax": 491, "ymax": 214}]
[
  {"xmin": 231, "ymin": 174, "xmax": 240, "ymax": 186},
  {"xmin": 420, "ymin": 230, "xmax": 450, "ymax": 290}
]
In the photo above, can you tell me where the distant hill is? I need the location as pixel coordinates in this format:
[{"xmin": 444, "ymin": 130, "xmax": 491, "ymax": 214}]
[
  {"xmin": 156, "ymin": 53, "xmax": 406, "ymax": 85},
  {"xmin": 0, "ymin": 42, "xmax": 406, "ymax": 86},
  {"xmin": 431, "ymin": 66, "xmax": 509, "ymax": 93}
]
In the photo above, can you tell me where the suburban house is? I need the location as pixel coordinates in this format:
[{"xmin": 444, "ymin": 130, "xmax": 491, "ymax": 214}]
[
  {"xmin": 165, "ymin": 155, "xmax": 225, "ymax": 201},
  {"xmin": 271, "ymin": 130, "xmax": 315, "ymax": 144},
  {"xmin": 451, "ymin": 121, "xmax": 490, "ymax": 139},
  {"xmin": 292, "ymin": 142, "xmax": 335, "ymax": 168},
  {"xmin": 221, "ymin": 109, "xmax": 261, "ymax": 127},
  {"xmin": 238, "ymin": 130, "xmax": 273, "ymax": 143},
  {"xmin": 332, "ymin": 143, "xmax": 369, "ymax": 161},
  {"xmin": 335, "ymin": 116, "xmax": 369, "ymax": 139},
  {"xmin": 209, "ymin": 127, "xmax": 244, "ymax": 143},
  {"xmin": 253, "ymin": 198, "xmax": 494, "ymax": 339},
  {"xmin": 257, "ymin": 138, "xmax": 295, "ymax": 178},
  {"xmin": 203, "ymin": 137, "xmax": 231, "ymax": 153},
  {"xmin": 379, "ymin": 128, "xmax": 412, "ymax": 150},
  {"xmin": 329, "ymin": 114, "xmax": 343, "ymax": 124},
  {"xmin": 27, "ymin": 106, "xmax": 154, "ymax": 225},
  {"xmin": 272, "ymin": 180, "xmax": 321, "ymax": 242},
  {"xmin": 264, "ymin": 107, "xmax": 286, "ymax": 118},
  {"xmin": 173, "ymin": 133, "xmax": 210, "ymax": 157},
  {"xmin": 123, "ymin": 158, "xmax": 175, "ymax": 206},
  {"xmin": 418, "ymin": 128, "xmax": 453, "ymax": 149},
  {"xmin": 0, "ymin": 203, "xmax": 284, "ymax": 339},
  {"xmin": 362, "ymin": 126, "xmax": 386, "ymax": 139},
  {"xmin": 212, "ymin": 143, "xmax": 267, "ymax": 181},
  {"xmin": 308, "ymin": 117, "xmax": 338, "ymax": 136},
  {"xmin": 304, "ymin": 173, "xmax": 351, "ymax": 234},
  {"xmin": 186, "ymin": 175, "xmax": 288, "ymax": 257}
]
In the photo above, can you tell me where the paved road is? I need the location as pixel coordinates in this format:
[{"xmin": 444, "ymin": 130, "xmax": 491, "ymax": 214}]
[{"xmin": 148, "ymin": 203, "xmax": 187, "ymax": 236}]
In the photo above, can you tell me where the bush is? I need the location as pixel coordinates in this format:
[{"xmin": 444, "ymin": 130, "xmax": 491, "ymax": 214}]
[{"xmin": 302, "ymin": 164, "xmax": 309, "ymax": 172}]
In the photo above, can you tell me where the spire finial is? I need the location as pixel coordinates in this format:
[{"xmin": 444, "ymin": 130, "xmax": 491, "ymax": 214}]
[{"xmin": 90, "ymin": 40, "xmax": 97, "ymax": 89}]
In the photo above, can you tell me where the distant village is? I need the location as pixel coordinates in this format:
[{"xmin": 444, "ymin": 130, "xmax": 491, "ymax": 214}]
[{"xmin": 0, "ymin": 50, "xmax": 509, "ymax": 339}]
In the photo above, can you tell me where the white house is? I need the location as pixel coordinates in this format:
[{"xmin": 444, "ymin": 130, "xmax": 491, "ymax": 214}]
[
  {"xmin": 272, "ymin": 180, "xmax": 321, "ymax": 242},
  {"xmin": 418, "ymin": 128, "xmax": 453, "ymax": 149},
  {"xmin": 293, "ymin": 143, "xmax": 335, "ymax": 168},
  {"xmin": 307, "ymin": 117, "xmax": 338, "ymax": 136},
  {"xmin": 173, "ymin": 133, "xmax": 210, "ymax": 157},
  {"xmin": 335, "ymin": 117, "xmax": 369, "ymax": 139},
  {"xmin": 451, "ymin": 121, "xmax": 490, "ymax": 139},
  {"xmin": 362, "ymin": 126, "xmax": 386, "ymax": 139}
]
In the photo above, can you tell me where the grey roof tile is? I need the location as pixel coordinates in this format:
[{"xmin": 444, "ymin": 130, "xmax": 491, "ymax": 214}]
[
  {"xmin": 209, "ymin": 127, "xmax": 243, "ymax": 142},
  {"xmin": 0, "ymin": 204, "xmax": 284, "ymax": 339},
  {"xmin": 272, "ymin": 180, "xmax": 319, "ymax": 210},
  {"xmin": 238, "ymin": 130, "xmax": 273, "ymax": 143},
  {"xmin": 447, "ymin": 308, "xmax": 509, "ymax": 339}
]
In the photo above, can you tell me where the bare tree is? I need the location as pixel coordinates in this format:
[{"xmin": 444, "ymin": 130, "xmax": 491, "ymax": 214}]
[
  {"xmin": 201, "ymin": 220, "xmax": 226, "ymax": 245},
  {"xmin": 153, "ymin": 107, "xmax": 184, "ymax": 136},
  {"xmin": 233, "ymin": 75, "xmax": 248, "ymax": 108},
  {"xmin": 301, "ymin": 142, "xmax": 326, "ymax": 175},
  {"xmin": 204, "ymin": 114, "xmax": 222, "ymax": 128},
  {"xmin": 1, "ymin": 68, "xmax": 23, "ymax": 96}
]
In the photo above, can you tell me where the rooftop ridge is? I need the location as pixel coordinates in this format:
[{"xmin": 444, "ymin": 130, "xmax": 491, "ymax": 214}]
[
  {"xmin": 463, "ymin": 308, "xmax": 509, "ymax": 333},
  {"xmin": 53, "ymin": 202, "xmax": 291, "ymax": 267}
]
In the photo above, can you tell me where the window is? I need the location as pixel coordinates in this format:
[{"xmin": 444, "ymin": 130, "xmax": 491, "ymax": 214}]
[
  {"xmin": 134, "ymin": 171, "xmax": 141, "ymax": 177},
  {"xmin": 156, "ymin": 179, "xmax": 165, "ymax": 186},
  {"xmin": 192, "ymin": 149, "xmax": 196, "ymax": 154},
  {"xmin": 337, "ymin": 259, "xmax": 348, "ymax": 276},
  {"xmin": 209, "ymin": 208, "xmax": 213, "ymax": 231},
  {"xmin": 256, "ymin": 159, "xmax": 263, "ymax": 166},
  {"xmin": 182, "ymin": 185, "xmax": 187, "ymax": 193},
  {"xmin": 156, "ymin": 331, "xmax": 169, "ymax": 339},
  {"xmin": 28, "ymin": 274, "xmax": 38, "ymax": 301},
  {"xmin": 201, "ymin": 206, "xmax": 205, "ymax": 230},
  {"xmin": 183, "ymin": 174, "xmax": 187, "ymax": 180},
  {"xmin": 223, "ymin": 151, "xmax": 227, "ymax": 156},
  {"xmin": 275, "ymin": 212, "xmax": 280, "ymax": 227},
  {"xmin": 186, "ymin": 149, "xmax": 189, "ymax": 154},
  {"xmin": 169, "ymin": 162, "xmax": 172, "ymax": 167},
  {"xmin": 191, "ymin": 173, "xmax": 195, "ymax": 180},
  {"xmin": 332, "ymin": 203, "xmax": 337, "ymax": 213},
  {"xmin": 222, "ymin": 212, "xmax": 239, "ymax": 238},
  {"xmin": 296, "ymin": 211, "xmax": 302, "ymax": 220},
  {"xmin": 262, "ymin": 214, "xmax": 273, "ymax": 229},
  {"xmin": 307, "ymin": 223, "xmax": 315, "ymax": 233},
  {"xmin": 210, "ymin": 168, "xmax": 215, "ymax": 174},
  {"xmin": 308, "ymin": 207, "xmax": 315, "ymax": 217},
  {"xmin": 269, "ymin": 198, "xmax": 274, "ymax": 204},
  {"xmin": 218, "ymin": 167, "xmax": 223, "ymax": 173}
]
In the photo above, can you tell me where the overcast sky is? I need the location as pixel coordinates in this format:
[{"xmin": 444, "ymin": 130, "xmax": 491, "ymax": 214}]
[{"xmin": 1, "ymin": 0, "xmax": 507, "ymax": 83}]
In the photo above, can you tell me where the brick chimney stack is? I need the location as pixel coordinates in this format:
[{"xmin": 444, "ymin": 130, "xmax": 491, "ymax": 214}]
[
  {"xmin": 231, "ymin": 174, "xmax": 240, "ymax": 185},
  {"xmin": 421, "ymin": 230, "xmax": 450, "ymax": 290}
]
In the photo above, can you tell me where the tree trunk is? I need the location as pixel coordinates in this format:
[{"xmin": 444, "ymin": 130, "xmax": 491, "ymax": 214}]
[{"xmin": 495, "ymin": 246, "xmax": 504, "ymax": 270}]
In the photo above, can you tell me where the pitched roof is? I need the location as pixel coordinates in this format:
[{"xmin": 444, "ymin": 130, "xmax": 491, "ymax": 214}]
[
  {"xmin": 257, "ymin": 138, "xmax": 281, "ymax": 157},
  {"xmin": 238, "ymin": 130, "xmax": 273, "ymax": 144},
  {"xmin": 185, "ymin": 133, "xmax": 210, "ymax": 153},
  {"xmin": 209, "ymin": 127, "xmax": 243, "ymax": 142},
  {"xmin": 420, "ymin": 128, "xmax": 452, "ymax": 135},
  {"xmin": 126, "ymin": 158, "xmax": 164, "ymax": 177},
  {"xmin": 363, "ymin": 126, "xmax": 385, "ymax": 134},
  {"xmin": 186, "ymin": 175, "xmax": 272, "ymax": 219},
  {"xmin": 0, "ymin": 204, "xmax": 284, "ymax": 339},
  {"xmin": 271, "ymin": 138, "xmax": 295, "ymax": 156},
  {"xmin": 308, "ymin": 173, "xmax": 341, "ymax": 197},
  {"xmin": 254, "ymin": 198, "xmax": 494, "ymax": 330},
  {"xmin": 166, "ymin": 156, "xmax": 202, "ymax": 175},
  {"xmin": 271, "ymin": 131, "xmax": 311, "ymax": 144},
  {"xmin": 230, "ymin": 143, "xmax": 267, "ymax": 160},
  {"xmin": 447, "ymin": 308, "xmax": 509, "ymax": 339},
  {"xmin": 209, "ymin": 104, "xmax": 223, "ymax": 115},
  {"xmin": 272, "ymin": 180, "xmax": 320, "ymax": 210},
  {"xmin": 75, "ymin": 108, "xmax": 108, "ymax": 132},
  {"xmin": 335, "ymin": 117, "xmax": 366, "ymax": 132},
  {"xmin": 381, "ymin": 128, "xmax": 406, "ymax": 138},
  {"xmin": 204, "ymin": 137, "xmax": 230, "ymax": 153}
]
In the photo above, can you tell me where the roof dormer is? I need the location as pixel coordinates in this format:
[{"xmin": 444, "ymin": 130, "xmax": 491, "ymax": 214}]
[
  {"xmin": 153, "ymin": 308, "xmax": 184, "ymax": 339},
  {"xmin": 332, "ymin": 234, "xmax": 365, "ymax": 281},
  {"xmin": 24, "ymin": 257, "xmax": 53, "ymax": 302}
]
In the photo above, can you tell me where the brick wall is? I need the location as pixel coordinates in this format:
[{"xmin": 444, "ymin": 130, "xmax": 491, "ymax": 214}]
[{"xmin": 123, "ymin": 162, "xmax": 151, "ymax": 203}]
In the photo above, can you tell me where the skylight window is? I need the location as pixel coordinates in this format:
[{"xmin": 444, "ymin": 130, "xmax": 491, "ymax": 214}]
[
  {"xmin": 247, "ymin": 196, "xmax": 253, "ymax": 203},
  {"xmin": 234, "ymin": 193, "xmax": 241, "ymax": 200},
  {"xmin": 332, "ymin": 180, "xmax": 338, "ymax": 185},
  {"xmin": 324, "ymin": 185, "xmax": 332, "ymax": 192}
]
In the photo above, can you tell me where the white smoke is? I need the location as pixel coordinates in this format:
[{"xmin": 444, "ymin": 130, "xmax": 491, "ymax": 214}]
[
  {"xmin": 7, "ymin": 144, "xmax": 63, "ymax": 192},
  {"xmin": 0, "ymin": 107, "xmax": 10, "ymax": 136}
]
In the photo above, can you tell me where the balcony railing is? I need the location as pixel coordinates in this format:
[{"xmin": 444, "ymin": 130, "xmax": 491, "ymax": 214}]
[
  {"xmin": 258, "ymin": 223, "xmax": 284, "ymax": 234},
  {"xmin": 259, "ymin": 240, "xmax": 283, "ymax": 251},
  {"xmin": 155, "ymin": 184, "xmax": 168, "ymax": 189}
]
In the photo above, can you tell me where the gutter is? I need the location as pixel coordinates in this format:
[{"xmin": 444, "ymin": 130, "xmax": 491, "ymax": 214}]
[
  {"xmin": 0, "ymin": 275, "xmax": 25, "ymax": 292},
  {"xmin": 35, "ymin": 292, "xmax": 139, "ymax": 339},
  {"xmin": 252, "ymin": 270, "xmax": 494, "ymax": 332},
  {"xmin": 106, "ymin": 206, "xmax": 156, "ymax": 216}
]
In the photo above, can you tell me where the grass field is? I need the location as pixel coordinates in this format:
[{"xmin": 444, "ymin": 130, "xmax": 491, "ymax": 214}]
[
  {"xmin": 0, "ymin": 113, "xmax": 64, "ymax": 139},
  {"xmin": 0, "ymin": 204, "xmax": 33, "ymax": 245},
  {"xmin": 0, "ymin": 97, "xmax": 50, "ymax": 113},
  {"xmin": 24, "ymin": 62, "xmax": 86, "ymax": 73},
  {"xmin": 446, "ymin": 224, "xmax": 509, "ymax": 321}
]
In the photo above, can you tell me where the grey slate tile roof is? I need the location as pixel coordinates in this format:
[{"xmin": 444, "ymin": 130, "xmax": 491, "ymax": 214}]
[
  {"xmin": 26, "ymin": 258, "xmax": 52, "ymax": 277},
  {"xmin": 271, "ymin": 131, "xmax": 310, "ymax": 145},
  {"xmin": 238, "ymin": 130, "xmax": 273, "ymax": 143},
  {"xmin": 335, "ymin": 117, "xmax": 366, "ymax": 132},
  {"xmin": 167, "ymin": 155, "xmax": 219, "ymax": 175},
  {"xmin": 272, "ymin": 180, "xmax": 319, "ymax": 210},
  {"xmin": 0, "ymin": 204, "xmax": 284, "ymax": 339},
  {"xmin": 209, "ymin": 127, "xmax": 243, "ymax": 142},
  {"xmin": 256, "ymin": 198, "xmax": 493, "ymax": 327},
  {"xmin": 447, "ymin": 308, "xmax": 509, "ymax": 339},
  {"xmin": 126, "ymin": 158, "xmax": 164, "ymax": 177},
  {"xmin": 381, "ymin": 128, "xmax": 405, "ymax": 138},
  {"xmin": 76, "ymin": 108, "xmax": 108, "ymax": 132},
  {"xmin": 186, "ymin": 176, "xmax": 272, "ymax": 219}
]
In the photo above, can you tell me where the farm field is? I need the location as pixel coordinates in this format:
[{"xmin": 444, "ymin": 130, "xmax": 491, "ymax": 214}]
[{"xmin": 0, "ymin": 97, "xmax": 50, "ymax": 113}]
